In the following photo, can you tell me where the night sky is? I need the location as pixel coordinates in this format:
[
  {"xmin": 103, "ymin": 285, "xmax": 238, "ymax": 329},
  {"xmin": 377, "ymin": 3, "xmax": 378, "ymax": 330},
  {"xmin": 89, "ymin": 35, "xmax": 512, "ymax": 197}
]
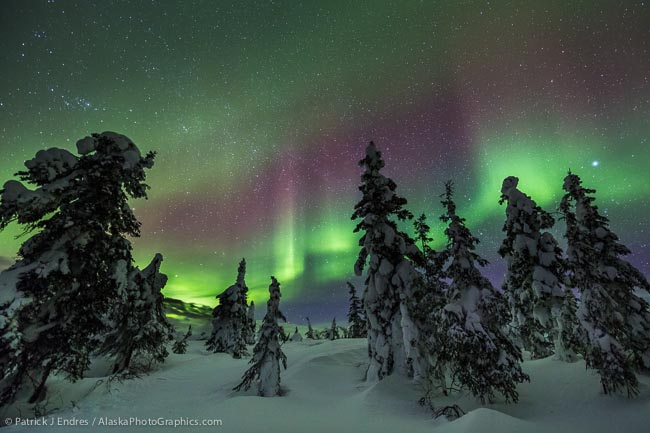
[{"xmin": 0, "ymin": 1, "xmax": 648, "ymax": 322}]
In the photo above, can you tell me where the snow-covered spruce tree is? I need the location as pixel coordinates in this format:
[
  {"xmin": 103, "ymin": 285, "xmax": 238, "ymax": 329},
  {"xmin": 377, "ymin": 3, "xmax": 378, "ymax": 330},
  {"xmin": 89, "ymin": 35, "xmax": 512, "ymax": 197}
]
[
  {"xmin": 99, "ymin": 254, "xmax": 174, "ymax": 374},
  {"xmin": 206, "ymin": 258, "xmax": 249, "ymax": 358},
  {"xmin": 245, "ymin": 300, "xmax": 256, "ymax": 345},
  {"xmin": 328, "ymin": 318, "xmax": 341, "ymax": 340},
  {"xmin": 499, "ymin": 176, "xmax": 550, "ymax": 358},
  {"xmin": 411, "ymin": 212, "xmax": 448, "ymax": 395},
  {"xmin": 352, "ymin": 141, "xmax": 426, "ymax": 381},
  {"xmin": 347, "ymin": 282, "xmax": 366, "ymax": 338},
  {"xmin": 438, "ymin": 181, "xmax": 528, "ymax": 403},
  {"xmin": 498, "ymin": 176, "xmax": 571, "ymax": 359},
  {"xmin": 172, "ymin": 325, "xmax": 193, "ymax": 355},
  {"xmin": 0, "ymin": 132, "xmax": 161, "ymax": 405},
  {"xmin": 290, "ymin": 327, "xmax": 303, "ymax": 342},
  {"xmin": 305, "ymin": 317, "xmax": 317, "ymax": 340},
  {"xmin": 234, "ymin": 276, "xmax": 287, "ymax": 397},
  {"xmin": 237, "ymin": 259, "xmax": 254, "ymax": 346},
  {"xmin": 537, "ymin": 232, "xmax": 581, "ymax": 362},
  {"xmin": 561, "ymin": 172, "xmax": 650, "ymax": 396}
]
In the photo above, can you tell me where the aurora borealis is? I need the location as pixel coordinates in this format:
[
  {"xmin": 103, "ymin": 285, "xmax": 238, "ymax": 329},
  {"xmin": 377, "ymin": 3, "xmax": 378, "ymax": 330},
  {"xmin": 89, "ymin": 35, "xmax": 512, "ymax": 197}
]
[{"xmin": 0, "ymin": 1, "xmax": 648, "ymax": 320}]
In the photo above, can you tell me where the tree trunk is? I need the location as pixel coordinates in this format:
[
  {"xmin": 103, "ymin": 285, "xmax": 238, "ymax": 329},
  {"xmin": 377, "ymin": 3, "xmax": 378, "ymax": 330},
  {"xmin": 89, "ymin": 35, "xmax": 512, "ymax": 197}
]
[
  {"xmin": 28, "ymin": 363, "xmax": 53, "ymax": 404},
  {"xmin": 113, "ymin": 346, "xmax": 134, "ymax": 374}
]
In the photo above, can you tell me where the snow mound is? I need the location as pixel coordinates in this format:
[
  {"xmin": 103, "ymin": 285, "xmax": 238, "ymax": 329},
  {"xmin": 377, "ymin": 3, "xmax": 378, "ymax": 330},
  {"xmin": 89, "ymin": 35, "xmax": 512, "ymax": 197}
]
[
  {"xmin": 439, "ymin": 408, "xmax": 532, "ymax": 433},
  {"xmin": 283, "ymin": 339, "xmax": 366, "ymax": 396}
]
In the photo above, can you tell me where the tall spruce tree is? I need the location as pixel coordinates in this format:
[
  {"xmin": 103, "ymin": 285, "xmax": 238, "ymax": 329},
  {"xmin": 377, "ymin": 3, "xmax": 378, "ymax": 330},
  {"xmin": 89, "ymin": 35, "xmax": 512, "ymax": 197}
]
[
  {"xmin": 438, "ymin": 181, "xmax": 528, "ymax": 403},
  {"xmin": 234, "ymin": 277, "xmax": 287, "ymax": 397},
  {"xmin": 347, "ymin": 282, "xmax": 366, "ymax": 338},
  {"xmin": 245, "ymin": 300, "xmax": 256, "ymax": 345},
  {"xmin": 561, "ymin": 172, "xmax": 650, "ymax": 395},
  {"xmin": 411, "ymin": 212, "xmax": 448, "ymax": 394},
  {"xmin": 0, "ymin": 132, "xmax": 163, "ymax": 405},
  {"xmin": 498, "ymin": 176, "xmax": 572, "ymax": 359},
  {"xmin": 206, "ymin": 258, "xmax": 249, "ymax": 358},
  {"xmin": 537, "ymin": 232, "xmax": 581, "ymax": 361},
  {"xmin": 237, "ymin": 259, "xmax": 253, "ymax": 347},
  {"xmin": 351, "ymin": 141, "xmax": 426, "ymax": 381}
]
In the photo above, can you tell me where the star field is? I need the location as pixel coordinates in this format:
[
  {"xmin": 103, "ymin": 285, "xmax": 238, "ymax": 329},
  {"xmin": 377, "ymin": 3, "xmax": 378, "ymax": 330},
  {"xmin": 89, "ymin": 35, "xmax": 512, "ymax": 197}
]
[{"xmin": 0, "ymin": 1, "xmax": 648, "ymax": 321}]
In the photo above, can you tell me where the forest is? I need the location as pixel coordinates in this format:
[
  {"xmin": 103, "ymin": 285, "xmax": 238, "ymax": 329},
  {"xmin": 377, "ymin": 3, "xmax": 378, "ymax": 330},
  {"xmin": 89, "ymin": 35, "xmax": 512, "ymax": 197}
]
[{"xmin": 1, "ymin": 133, "xmax": 648, "ymax": 430}]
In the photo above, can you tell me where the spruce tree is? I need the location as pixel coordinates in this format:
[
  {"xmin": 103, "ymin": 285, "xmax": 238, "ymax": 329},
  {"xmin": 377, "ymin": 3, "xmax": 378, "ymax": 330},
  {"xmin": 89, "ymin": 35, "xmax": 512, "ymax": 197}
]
[
  {"xmin": 0, "ymin": 132, "xmax": 162, "ymax": 405},
  {"xmin": 414, "ymin": 214, "xmax": 433, "ymax": 257},
  {"xmin": 438, "ymin": 181, "xmax": 528, "ymax": 403},
  {"xmin": 411, "ymin": 212, "xmax": 447, "ymax": 394},
  {"xmin": 537, "ymin": 232, "xmax": 581, "ymax": 361},
  {"xmin": 351, "ymin": 141, "xmax": 426, "ymax": 381},
  {"xmin": 305, "ymin": 317, "xmax": 317, "ymax": 340},
  {"xmin": 245, "ymin": 300, "xmax": 256, "ymax": 345},
  {"xmin": 560, "ymin": 172, "xmax": 650, "ymax": 395},
  {"xmin": 99, "ymin": 254, "xmax": 174, "ymax": 373},
  {"xmin": 328, "ymin": 318, "xmax": 341, "ymax": 340},
  {"xmin": 206, "ymin": 258, "xmax": 249, "ymax": 358},
  {"xmin": 498, "ymin": 176, "xmax": 571, "ymax": 359},
  {"xmin": 347, "ymin": 282, "xmax": 366, "ymax": 338},
  {"xmin": 234, "ymin": 277, "xmax": 287, "ymax": 397},
  {"xmin": 413, "ymin": 212, "xmax": 448, "ymax": 284},
  {"xmin": 237, "ymin": 259, "xmax": 253, "ymax": 347},
  {"xmin": 172, "ymin": 325, "xmax": 193, "ymax": 355}
]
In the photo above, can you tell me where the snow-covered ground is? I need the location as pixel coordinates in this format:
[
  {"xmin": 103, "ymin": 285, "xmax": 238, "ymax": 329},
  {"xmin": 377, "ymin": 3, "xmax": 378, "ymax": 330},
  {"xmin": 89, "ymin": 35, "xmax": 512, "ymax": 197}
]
[{"xmin": 3, "ymin": 337, "xmax": 650, "ymax": 433}]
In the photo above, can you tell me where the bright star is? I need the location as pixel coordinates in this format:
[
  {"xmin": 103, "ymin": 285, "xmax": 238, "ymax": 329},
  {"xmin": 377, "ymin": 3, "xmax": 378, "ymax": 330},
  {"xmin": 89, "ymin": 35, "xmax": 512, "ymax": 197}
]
[{"xmin": 592, "ymin": 160, "xmax": 599, "ymax": 167}]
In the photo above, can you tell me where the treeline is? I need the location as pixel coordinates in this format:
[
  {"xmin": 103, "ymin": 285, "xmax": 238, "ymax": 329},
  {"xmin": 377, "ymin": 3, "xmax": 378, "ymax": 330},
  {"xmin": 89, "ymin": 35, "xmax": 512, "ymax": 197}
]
[
  {"xmin": 352, "ymin": 141, "xmax": 650, "ymax": 413},
  {"xmin": 0, "ymin": 133, "xmax": 648, "ymax": 415},
  {"xmin": 0, "ymin": 132, "xmax": 365, "ymax": 407}
]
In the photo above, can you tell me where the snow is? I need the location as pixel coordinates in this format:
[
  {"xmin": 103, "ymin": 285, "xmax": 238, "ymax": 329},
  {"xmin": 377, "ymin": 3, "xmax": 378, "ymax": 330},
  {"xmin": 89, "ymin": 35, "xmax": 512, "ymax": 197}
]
[
  {"xmin": 76, "ymin": 132, "xmax": 141, "ymax": 166},
  {"xmin": 382, "ymin": 223, "xmax": 396, "ymax": 246},
  {"xmin": 99, "ymin": 132, "xmax": 131, "ymax": 150},
  {"xmin": 2, "ymin": 338, "xmax": 650, "ymax": 432},
  {"xmin": 0, "ymin": 266, "xmax": 27, "ymax": 307},
  {"xmin": 76, "ymin": 136, "xmax": 96, "ymax": 155},
  {"xmin": 441, "ymin": 408, "xmax": 533, "ymax": 433},
  {"xmin": 0, "ymin": 264, "xmax": 37, "ymax": 344},
  {"xmin": 378, "ymin": 258, "xmax": 394, "ymax": 276},
  {"xmin": 24, "ymin": 148, "xmax": 77, "ymax": 180},
  {"xmin": 36, "ymin": 249, "xmax": 70, "ymax": 277},
  {"xmin": 121, "ymin": 149, "xmax": 142, "ymax": 169},
  {"xmin": 1, "ymin": 180, "xmax": 53, "ymax": 209},
  {"xmin": 111, "ymin": 260, "xmax": 129, "ymax": 296}
]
